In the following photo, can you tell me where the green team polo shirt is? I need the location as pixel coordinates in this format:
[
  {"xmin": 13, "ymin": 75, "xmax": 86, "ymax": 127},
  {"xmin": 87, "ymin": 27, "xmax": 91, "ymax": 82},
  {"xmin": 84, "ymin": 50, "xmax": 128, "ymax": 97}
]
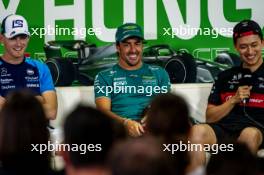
[{"xmin": 94, "ymin": 63, "xmax": 171, "ymax": 120}]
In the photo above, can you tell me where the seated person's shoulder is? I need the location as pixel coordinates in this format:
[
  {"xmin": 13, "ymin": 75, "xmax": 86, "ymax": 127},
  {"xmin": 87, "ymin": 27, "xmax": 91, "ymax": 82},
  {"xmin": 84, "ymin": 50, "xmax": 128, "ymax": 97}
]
[
  {"xmin": 145, "ymin": 64, "xmax": 166, "ymax": 73},
  {"xmin": 94, "ymin": 66, "xmax": 117, "ymax": 87},
  {"xmin": 24, "ymin": 58, "xmax": 49, "ymax": 70},
  {"xmin": 217, "ymin": 66, "xmax": 241, "ymax": 80},
  {"xmin": 96, "ymin": 65, "xmax": 117, "ymax": 78},
  {"xmin": 146, "ymin": 63, "xmax": 162, "ymax": 70},
  {"xmin": 25, "ymin": 57, "xmax": 44, "ymax": 65}
]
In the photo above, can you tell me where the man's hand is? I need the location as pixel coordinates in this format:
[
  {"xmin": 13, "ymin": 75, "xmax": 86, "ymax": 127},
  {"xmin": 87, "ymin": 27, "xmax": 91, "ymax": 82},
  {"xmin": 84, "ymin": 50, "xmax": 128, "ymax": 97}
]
[
  {"xmin": 233, "ymin": 85, "xmax": 252, "ymax": 104},
  {"xmin": 96, "ymin": 97, "xmax": 145, "ymax": 137},
  {"xmin": 206, "ymin": 85, "xmax": 252, "ymax": 123},
  {"xmin": 124, "ymin": 119, "xmax": 144, "ymax": 137}
]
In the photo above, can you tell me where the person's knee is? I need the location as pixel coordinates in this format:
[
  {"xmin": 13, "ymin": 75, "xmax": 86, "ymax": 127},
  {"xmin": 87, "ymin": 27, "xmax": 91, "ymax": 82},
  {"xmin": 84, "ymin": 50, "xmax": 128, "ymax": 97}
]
[
  {"xmin": 190, "ymin": 124, "xmax": 216, "ymax": 144},
  {"xmin": 239, "ymin": 127, "xmax": 263, "ymax": 146}
]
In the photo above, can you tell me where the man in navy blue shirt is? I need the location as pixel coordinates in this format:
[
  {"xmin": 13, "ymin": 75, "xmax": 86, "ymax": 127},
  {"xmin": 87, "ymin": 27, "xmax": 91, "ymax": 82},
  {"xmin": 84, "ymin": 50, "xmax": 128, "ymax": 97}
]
[{"xmin": 0, "ymin": 14, "xmax": 57, "ymax": 120}]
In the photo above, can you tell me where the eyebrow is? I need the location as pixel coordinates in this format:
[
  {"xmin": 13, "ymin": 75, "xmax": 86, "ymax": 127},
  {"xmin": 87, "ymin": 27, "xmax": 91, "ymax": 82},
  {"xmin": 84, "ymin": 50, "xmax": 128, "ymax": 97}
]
[
  {"xmin": 122, "ymin": 40, "xmax": 142, "ymax": 44},
  {"xmin": 239, "ymin": 41, "xmax": 259, "ymax": 46}
]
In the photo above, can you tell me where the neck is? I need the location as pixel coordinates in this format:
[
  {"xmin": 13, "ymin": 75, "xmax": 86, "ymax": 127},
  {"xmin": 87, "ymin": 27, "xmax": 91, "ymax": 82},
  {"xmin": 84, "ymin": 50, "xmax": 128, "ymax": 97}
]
[
  {"xmin": 2, "ymin": 54, "xmax": 24, "ymax": 64},
  {"xmin": 243, "ymin": 58, "xmax": 263, "ymax": 72},
  {"xmin": 118, "ymin": 61, "xmax": 142, "ymax": 70}
]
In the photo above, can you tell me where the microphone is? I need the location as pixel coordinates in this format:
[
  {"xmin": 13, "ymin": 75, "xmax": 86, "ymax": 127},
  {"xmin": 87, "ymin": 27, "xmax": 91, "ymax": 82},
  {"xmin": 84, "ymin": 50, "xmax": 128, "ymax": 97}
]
[{"xmin": 239, "ymin": 68, "xmax": 252, "ymax": 104}]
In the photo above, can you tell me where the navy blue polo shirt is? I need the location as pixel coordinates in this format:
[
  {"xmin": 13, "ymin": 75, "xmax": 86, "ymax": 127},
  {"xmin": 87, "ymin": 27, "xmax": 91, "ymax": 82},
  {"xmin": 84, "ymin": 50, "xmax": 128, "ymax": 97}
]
[{"xmin": 0, "ymin": 57, "xmax": 55, "ymax": 97}]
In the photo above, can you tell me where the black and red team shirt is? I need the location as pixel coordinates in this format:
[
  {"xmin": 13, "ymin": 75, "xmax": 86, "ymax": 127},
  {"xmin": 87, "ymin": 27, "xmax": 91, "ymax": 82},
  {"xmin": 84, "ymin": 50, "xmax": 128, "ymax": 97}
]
[{"xmin": 208, "ymin": 63, "xmax": 264, "ymax": 126}]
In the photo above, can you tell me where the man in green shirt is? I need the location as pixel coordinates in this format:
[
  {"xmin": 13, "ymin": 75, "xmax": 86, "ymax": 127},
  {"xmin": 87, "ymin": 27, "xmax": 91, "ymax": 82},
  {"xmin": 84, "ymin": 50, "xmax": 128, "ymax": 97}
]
[{"xmin": 94, "ymin": 23, "xmax": 170, "ymax": 137}]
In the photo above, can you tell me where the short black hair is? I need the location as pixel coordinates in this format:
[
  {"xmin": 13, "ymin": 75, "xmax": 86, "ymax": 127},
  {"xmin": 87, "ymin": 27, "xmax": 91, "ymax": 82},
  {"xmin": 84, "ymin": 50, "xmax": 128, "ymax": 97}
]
[
  {"xmin": 0, "ymin": 90, "xmax": 50, "ymax": 174},
  {"xmin": 64, "ymin": 105, "xmax": 126, "ymax": 167},
  {"xmin": 146, "ymin": 93, "xmax": 191, "ymax": 139}
]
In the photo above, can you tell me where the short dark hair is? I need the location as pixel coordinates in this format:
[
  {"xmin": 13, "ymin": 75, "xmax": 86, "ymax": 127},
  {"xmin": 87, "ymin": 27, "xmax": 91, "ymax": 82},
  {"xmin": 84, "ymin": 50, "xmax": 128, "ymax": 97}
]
[
  {"xmin": 108, "ymin": 137, "xmax": 176, "ymax": 175},
  {"xmin": 146, "ymin": 93, "xmax": 192, "ymax": 139},
  {"xmin": 0, "ymin": 90, "xmax": 50, "ymax": 174},
  {"xmin": 64, "ymin": 105, "xmax": 126, "ymax": 167},
  {"xmin": 207, "ymin": 142, "xmax": 258, "ymax": 175}
]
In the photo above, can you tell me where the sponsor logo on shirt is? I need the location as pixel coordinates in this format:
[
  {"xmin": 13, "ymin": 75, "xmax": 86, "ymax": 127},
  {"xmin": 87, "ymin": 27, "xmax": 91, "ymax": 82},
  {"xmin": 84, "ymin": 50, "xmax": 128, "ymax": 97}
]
[
  {"xmin": 26, "ymin": 69, "xmax": 35, "ymax": 75},
  {"xmin": 149, "ymin": 66, "xmax": 159, "ymax": 71},
  {"xmin": 1, "ymin": 85, "xmax": 15, "ymax": 89},
  {"xmin": 0, "ymin": 78, "xmax": 13, "ymax": 84},
  {"xmin": 113, "ymin": 77, "xmax": 126, "ymax": 81},
  {"xmin": 109, "ymin": 70, "xmax": 116, "ymax": 75},
  {"xmin": 258, "ymin": 77, "xmax": 264, "ymax": 82},
  {"xmin": 25, "ymin": 76, "xmax": 39, "ymax": 81},
  {"xmin": 142, "ymin": 76, "xmax": 155, "ymax": 79},
  {"xmin": 26, "ymin": 84, "xmax": 40, "ymax": 88},
  {"xmin": 113, "ymin": 81, "xmax": 127, "ymax": 86},
  {"xmin": 129, "ymin": 74, "xmax": 138, "ymax": 78},
  {"xmin": 142, "ymin": 76, "xmax": 157, "ymax": 85},
  {"xmin": 259, "ymin": 83, "xmax": 264, "ymax": 89},
  {"xmin": 221, "ymin": 92, "xmax": 264, "ymax": 108},
  {"xmin": 1, "ymin": 68, "xmax": 9, "ymax": 76},
  {"xmin": 113, "ymin": 77, "xmax": 127, "ymax": 86}
]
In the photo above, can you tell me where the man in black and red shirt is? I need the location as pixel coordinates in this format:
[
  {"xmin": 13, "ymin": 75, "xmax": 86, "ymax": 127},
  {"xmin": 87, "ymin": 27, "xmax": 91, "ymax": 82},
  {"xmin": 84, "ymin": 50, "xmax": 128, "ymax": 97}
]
[{"xmin": 191, "ymin": 19, "xmax": 264, "ymax": 165}]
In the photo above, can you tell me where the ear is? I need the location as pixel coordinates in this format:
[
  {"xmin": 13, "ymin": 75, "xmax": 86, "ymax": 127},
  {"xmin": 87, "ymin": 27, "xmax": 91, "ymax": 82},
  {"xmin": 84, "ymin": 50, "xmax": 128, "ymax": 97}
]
[
  {"xmin": 116, "ymin": 44, "xmax": 120, "ymax": 53},
  {"xmin": 234, "ymin": 42, "xmax": 239, "ymax": 52}
]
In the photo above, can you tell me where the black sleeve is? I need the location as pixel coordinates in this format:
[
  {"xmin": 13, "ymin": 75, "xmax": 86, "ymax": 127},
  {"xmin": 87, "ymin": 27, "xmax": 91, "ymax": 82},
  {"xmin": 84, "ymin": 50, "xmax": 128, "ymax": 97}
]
[{"xmin": 208, "ymin": 73, "xmax": 225, "ymax": 105}]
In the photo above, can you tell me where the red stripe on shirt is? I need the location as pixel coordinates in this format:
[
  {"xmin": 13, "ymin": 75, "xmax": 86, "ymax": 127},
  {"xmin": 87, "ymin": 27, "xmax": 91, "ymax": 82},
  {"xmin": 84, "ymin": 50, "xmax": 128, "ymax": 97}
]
[{"xmin": 220, "ymin": 92, "xmax": 264, "ymax": 108}]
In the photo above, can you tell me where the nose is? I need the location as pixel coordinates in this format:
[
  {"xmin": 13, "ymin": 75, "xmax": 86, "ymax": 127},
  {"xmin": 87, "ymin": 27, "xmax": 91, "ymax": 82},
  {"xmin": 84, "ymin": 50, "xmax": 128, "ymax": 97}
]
[
  {"xmin": 130, "ymin": 44, "xmax": 137, "ymax": 53},
  {"xmin": 247, "ymin": 46, "xmax": 254, "ymax": 55},
  {"xmin": 15, "ymin": 37, "xmax": 23, "ymax": 46}
]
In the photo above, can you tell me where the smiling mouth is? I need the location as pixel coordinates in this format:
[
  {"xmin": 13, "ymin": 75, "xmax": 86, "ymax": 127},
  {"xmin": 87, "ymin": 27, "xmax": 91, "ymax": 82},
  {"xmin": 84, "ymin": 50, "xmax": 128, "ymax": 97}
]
[
  {"xmin": 128, "ymin": 54, "xmax": 138, "ymax": 60},
  {"xmin": 246, "ymin": 55, "xmax": 256, "ymax": 60},
  {"xmin": 13, "ymin": 47, "xmax": 23, "ymax": 51}
]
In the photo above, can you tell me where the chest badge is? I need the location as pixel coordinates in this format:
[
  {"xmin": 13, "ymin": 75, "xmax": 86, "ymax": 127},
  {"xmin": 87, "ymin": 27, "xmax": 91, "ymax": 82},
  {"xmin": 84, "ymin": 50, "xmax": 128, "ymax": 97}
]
[{"xmin": 26, "ymin": 69, "xmax": 34, "ymax": 75}]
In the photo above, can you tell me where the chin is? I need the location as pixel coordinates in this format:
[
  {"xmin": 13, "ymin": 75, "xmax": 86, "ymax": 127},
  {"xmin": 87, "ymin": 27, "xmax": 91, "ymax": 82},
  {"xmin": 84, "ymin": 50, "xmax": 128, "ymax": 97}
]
[{"xmin": 13, "ymin": 55, "xmax": 24, "ymax": 59}]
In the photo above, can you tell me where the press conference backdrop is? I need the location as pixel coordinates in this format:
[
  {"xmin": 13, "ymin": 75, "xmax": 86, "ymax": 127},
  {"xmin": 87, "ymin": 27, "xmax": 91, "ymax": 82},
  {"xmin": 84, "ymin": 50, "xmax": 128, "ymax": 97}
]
[{"xmin": 0, "ymin": 0, "xmax": 264, "ymax": 61}]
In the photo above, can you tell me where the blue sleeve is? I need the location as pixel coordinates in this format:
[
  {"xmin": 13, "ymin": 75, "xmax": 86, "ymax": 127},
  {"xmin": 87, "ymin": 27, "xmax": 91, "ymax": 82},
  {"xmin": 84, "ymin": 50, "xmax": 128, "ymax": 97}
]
[{"xmin": 38, "ymin": 63, "xmax": 55, "ymax": 93}]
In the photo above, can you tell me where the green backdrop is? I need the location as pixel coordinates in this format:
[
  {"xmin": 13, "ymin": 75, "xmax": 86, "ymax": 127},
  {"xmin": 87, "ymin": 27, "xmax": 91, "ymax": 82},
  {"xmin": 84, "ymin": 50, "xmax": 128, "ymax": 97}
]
[{"xmin": 0, "ymin": 0, "xmax": 263, "ymax": 61}]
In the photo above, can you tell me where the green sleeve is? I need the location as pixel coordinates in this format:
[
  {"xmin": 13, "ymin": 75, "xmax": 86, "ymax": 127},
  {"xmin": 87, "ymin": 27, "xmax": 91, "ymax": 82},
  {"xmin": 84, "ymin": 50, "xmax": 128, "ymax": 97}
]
[
  {"xmin": 94, "ymin": 73, "xmax": 112, "ymax": 99},
  {"xmin": 159, "ymin": 68, "xmax": 171, "ymax": 93}
]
